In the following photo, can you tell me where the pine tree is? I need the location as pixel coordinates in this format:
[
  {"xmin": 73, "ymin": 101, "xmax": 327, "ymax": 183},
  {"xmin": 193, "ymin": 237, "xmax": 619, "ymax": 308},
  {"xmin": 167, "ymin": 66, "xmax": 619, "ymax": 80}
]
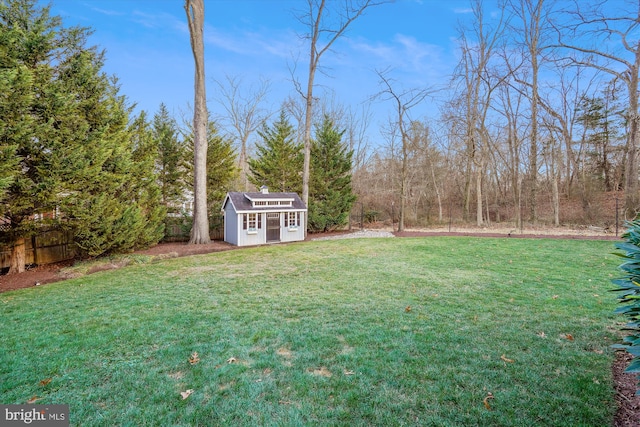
[
  {"xmin": 183, "ymin": 119, "xmax": 238, "ymax": 223},
  {"xmin": 248, "ymin": 110, "xmax": 303, "ymax": 193},
  {"xmin": 308, "ymin": 115, "xmax": 356, "ymax": 232},
  {"xmin": 0, "ymin": 0, "xmax": 77, "ymax": 271},
  {"xmin": 0, "ymin": 0, "xmax": 162, "ymax": 267},
  {"xmin": 0, "ymin": 66, "xmax": 29, "ymax": 203},
  {"xmin": 205, "ymin": 122, "xmax": 237, "ymax": 210},
  {"xmin": 129, "ymin": 110, "xmax": 166, "ymax": 247},
  {"xmin": 56, "ymin": 50, "xmax": 143, "ymax": 256},
  {"xmin": 153, "ymin": 103, "xmax": 185, "ymax": 215}
]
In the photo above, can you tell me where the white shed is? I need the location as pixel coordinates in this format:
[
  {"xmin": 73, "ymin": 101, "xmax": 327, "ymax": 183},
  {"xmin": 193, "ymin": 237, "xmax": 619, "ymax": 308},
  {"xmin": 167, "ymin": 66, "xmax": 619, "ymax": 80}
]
[{"xmin": 222, "ymin": 186, "xmax": 307, "ymax": 246}]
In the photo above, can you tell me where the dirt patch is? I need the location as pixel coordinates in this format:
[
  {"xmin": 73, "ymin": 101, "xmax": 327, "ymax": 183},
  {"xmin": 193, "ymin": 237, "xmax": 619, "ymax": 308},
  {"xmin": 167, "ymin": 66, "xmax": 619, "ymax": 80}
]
[{"xmin": 308, "ymin": 366, "xmax": 332, "ymax": 378}]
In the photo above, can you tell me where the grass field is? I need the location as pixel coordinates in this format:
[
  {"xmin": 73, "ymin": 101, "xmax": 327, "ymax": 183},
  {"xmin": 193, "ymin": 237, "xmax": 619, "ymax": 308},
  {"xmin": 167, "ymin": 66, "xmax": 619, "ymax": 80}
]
[{"xmin": 0, "ymin": 237, "xmax": 622, "ymax": 426}]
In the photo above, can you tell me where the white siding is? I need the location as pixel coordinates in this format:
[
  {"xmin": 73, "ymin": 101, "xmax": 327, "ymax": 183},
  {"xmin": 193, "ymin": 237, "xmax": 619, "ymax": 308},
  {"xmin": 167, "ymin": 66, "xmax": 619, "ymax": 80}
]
[
  {"xmin": 223, "ymin": 204, "xmax": 238, "ymax": 246},
  {"xmin": 281, "ymin": 211, "xmax": 305, "ymax": 243},
  {"xmin": 236, "ymin": 213, "xmax": 266, "ymax": 247},
  {"xmin": 224, "ymin": 203, "xmax": 306, "ymax": 247}
]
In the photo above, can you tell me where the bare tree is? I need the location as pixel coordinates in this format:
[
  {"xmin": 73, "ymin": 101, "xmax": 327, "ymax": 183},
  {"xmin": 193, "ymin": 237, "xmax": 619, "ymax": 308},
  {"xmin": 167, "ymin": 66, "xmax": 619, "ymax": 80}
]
[
  {"xmin": 555, "ymin": 0, "xmax": 640, "ymax": 217},
  {"xmin": 294, "ymin": 0, "xmax": 389, "ymax": 219},
  {"xmin": 375, "ymin": 69, "xmax": 431, "ymax": 231},
  {"xmin": 493, "ymin": 80, "xmax": 526, "ymax": 228},
  {"xmin": 185, "ymin": 0, "xmax": 210, "ymax": 244},
  {"xmin": 454, "ymin": 0, "xmax": 508, "ymax": 226},
  {"xmin": 213, "ymin": 75, "xmax": 271, "ymax": 191},
  {"xmin": 508, "ymin": 0, "xmax": 548, "ymax": 223}
]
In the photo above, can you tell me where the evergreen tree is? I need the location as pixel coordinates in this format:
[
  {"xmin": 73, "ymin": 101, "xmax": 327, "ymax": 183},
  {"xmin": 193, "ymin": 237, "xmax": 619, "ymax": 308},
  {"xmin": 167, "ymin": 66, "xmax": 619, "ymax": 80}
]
[
  {"xmin": 308, "ymin": 115, "xmax": 356, "ymax": 232},
  {"xmin": 205, "ymin": 122, "xmax": 237, "ymax": 210},
  {"xmin": 56, "ymin": 50, "xmax": 143, "ymax": 256},
  {"xmin": 0, "ymin": 0, "xmax": 162, "ymax": 267},
  {"xmin": 183, "ymin": 119, "xmax": 238, "ymax": 217},
  {"xmin": 0, "ymin": 0, "xmax": 79, "ymax": 271},
  {"xmin": 0, "ymin": 65, "xmax": 29, "ymax": 202},
  {"xmin": 129, "ymin": 110, "xmax": 166, "ymax": 247},
  {"xmin": 248, "ymin": 110, "xmax": 303, "ymax": 193},
  {"xmin": 575, "ymin": 93, "xmax": 622, "ymax": 192},
  {"xmin": 153, "ymin": 103, "xmax": 185, "ymax": 215}
]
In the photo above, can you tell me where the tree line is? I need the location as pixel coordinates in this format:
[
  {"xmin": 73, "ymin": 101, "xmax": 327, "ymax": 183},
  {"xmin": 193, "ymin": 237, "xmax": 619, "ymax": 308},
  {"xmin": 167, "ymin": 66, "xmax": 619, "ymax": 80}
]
[
  {"xmin": 362, "ymin": 0, "xmax": 639, "ymax": 231},
  {"xmin": 209, "ymin": 0, "xmax": 639, "ymax": 233},
  {"xmin": 0, "ymin": 0, "xmax": 357, "ymax": 274},
  {"xmin": 2, "ymin": 0, "xmax": 640, "ymax": 272}
]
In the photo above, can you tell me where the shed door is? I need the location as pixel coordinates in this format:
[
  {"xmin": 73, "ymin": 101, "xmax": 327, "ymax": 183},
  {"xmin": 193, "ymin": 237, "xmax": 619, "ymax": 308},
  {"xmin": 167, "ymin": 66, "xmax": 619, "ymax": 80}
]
[{"xmin": 266, "ymin": 213, "xmax": 280, "ymax": 242}]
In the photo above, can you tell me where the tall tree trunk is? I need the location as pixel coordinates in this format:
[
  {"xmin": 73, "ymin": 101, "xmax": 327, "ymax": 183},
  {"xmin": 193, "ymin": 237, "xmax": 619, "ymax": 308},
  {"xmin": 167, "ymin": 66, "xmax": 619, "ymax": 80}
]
[
  {"xmin": 476, "ymin": 160, "xmax": 483, "ymax": 226},
  {"xmin": 298, "ymin": 0, "xmax": 386, "ymax": 233},
  {"xmin": 399, "ymin": 133, "xmax": 407, "ymax": 232},
  {"xmin": 626, "ymin": 70, "xmax": 640, "ymax": 218},
  {"xmin": 430, "ymin": 158, "xmax": 443, "ymax": 222},
  {"xmin": 302, "ymin": 56, "xmax": 316, "ymax": 213},
  {"xmin": 463, "ymin": 153, "xmax": 473, "ymax": 221},
  {"xmin": 8, "ymin": 237, "xmax": 26, "ymax": 275},
  {"xmin": 185, "ymin": 0, "xmax": 210, "ymax": 244},
  {"xmin": 239, "ymin": 139, "xmax": 248, "ymax": 191},
  {"xmin": 552, "ymin": 173, "xmax": 560, "ymax": 226},
  {"xmin": 528, "ymin": 33, "xmax": 539, "ymax": 223}
]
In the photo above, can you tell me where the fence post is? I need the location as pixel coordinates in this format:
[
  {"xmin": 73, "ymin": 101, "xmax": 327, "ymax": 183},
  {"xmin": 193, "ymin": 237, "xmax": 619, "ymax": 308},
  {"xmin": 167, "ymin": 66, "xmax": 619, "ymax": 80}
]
[
  {"xmin": 616, "ymin": 197, "xmax": 619, "ymax": 237},
  {"xmin": 31, "ymin": 235, "xmax": 38, "ymax": 266}
]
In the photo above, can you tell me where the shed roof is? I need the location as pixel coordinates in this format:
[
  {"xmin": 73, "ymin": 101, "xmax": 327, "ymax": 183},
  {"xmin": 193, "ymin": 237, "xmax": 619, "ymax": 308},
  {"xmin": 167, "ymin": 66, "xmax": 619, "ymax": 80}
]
[{"xmin": 223, "ymin": 191, "xmax": 307, "ymax": 213}]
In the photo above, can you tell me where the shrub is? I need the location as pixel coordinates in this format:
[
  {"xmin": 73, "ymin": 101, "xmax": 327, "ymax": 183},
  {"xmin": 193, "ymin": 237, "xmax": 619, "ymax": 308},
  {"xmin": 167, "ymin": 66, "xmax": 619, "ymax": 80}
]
[{"xmin": 611, "ymin": 217, "xmax": 640, "ymax": 393}]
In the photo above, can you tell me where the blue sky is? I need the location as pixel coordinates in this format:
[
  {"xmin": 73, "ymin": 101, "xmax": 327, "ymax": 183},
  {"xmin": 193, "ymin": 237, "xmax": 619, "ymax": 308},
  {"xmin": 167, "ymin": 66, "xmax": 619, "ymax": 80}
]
[{"xmin": 43, "ymin": 0, "xmax": 489, "ymax": 136}]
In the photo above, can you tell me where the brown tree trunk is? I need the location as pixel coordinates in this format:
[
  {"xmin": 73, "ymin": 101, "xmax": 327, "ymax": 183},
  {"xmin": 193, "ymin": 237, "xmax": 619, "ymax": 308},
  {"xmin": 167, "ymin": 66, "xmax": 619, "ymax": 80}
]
[
  {"xmin": 298, "ymin": 0, "xmax": 386, "ymax": 234},
  {"xmin": 476, "ymin": 159, "xmax": 483, "ymax": 226},
  {"xmin": 8, "ymin": 237, "xmax": 26, "ymax": 275},
  {"xmin": 185, "ymin": 0, "xmax": 210, "ymax": 244},
  {"xmin": 399, "ymin": 132, "xmax": 407, "ymax": 232},
  {"xmin": 625, "ymin": 70, "xmax": 639, "ymax": 218}
]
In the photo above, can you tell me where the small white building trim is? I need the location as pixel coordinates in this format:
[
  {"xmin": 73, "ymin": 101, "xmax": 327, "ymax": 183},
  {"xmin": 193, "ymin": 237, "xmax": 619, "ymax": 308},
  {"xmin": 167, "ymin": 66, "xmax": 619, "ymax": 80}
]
[{"xmin": 222, "ymin": 187, "xmax": 307, "ymax": 246}]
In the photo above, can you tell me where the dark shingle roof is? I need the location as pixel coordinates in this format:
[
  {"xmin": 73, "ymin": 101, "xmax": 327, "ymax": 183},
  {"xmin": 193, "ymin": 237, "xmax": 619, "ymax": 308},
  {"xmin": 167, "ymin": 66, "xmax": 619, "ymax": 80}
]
[{"xmin": 223, "ymin": 191, "xmax": 307, "ymax": 213}]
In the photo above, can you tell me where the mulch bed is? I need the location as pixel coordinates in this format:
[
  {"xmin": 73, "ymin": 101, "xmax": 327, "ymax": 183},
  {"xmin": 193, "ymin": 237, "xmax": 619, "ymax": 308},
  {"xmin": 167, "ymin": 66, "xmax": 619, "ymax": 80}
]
[{"xmin": 0, "ymin": 230, "xmax": 635, "ymax": 425}]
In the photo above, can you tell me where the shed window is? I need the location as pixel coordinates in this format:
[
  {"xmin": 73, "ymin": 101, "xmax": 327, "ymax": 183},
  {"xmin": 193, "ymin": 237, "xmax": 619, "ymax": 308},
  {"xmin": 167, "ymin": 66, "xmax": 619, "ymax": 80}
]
[
  {"xmin": 243, "ymin": 213, "xmax": 262, "ymax": 231},
  {"xmin": 285, "ymin": 212, "xmax": 300, "ymax": 228}
]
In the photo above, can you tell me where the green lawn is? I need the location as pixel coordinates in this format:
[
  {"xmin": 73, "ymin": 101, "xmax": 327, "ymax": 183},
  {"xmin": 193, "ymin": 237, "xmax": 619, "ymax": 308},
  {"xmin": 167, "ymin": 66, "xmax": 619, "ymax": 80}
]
[{"xmin": 0, "ymin": 237, "xmax": 622, "ymax": 426}]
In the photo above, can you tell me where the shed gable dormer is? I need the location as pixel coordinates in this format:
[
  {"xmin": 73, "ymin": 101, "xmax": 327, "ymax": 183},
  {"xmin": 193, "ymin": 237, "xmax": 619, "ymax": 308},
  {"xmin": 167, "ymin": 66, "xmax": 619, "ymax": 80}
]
[{"xmin": 244, "ymin": 194, "xmax": 294, "ymax": 208}]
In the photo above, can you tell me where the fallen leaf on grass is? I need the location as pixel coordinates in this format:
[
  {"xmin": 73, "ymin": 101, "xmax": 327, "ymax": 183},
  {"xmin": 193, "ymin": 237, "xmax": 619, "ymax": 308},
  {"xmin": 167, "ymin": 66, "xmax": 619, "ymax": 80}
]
[
  {"xmin": 27, "ymin": 396, "xmax": 40, "ymax": 404},
  {"xmin": 180, "ymin": 389, "xmax": 194, "ymax": 400},
  {"xmin": 563, "ymin": 333, "xmax": 574, "ymax": 341},
  {"xmin": 552, "ymin": 295, "xmax": 559, "ymax": 299},
  {"xmin": 227, "ymin": 357, "xmax": 237, "ymax": 364},
  {"xmin": 39, "ymin": 378, "xmax": 52, "ymax": 386},
  {"xmin": 536, "ymin": 331, "xmax": 546, "ymax": 338},
  {"xmin": 500, "ymin": 354, "xmax": 514, "ymax": 363},
  {"xmin": 188, "ymin": 352, "xmax": 200, "ymax": 365},
  {"xmin": 405, "ymin": 305, "xmax": 411, "ymax": 312},
  {"xmin": 483, "ymin": 392, "xmax": 494, "ymax": 410}
]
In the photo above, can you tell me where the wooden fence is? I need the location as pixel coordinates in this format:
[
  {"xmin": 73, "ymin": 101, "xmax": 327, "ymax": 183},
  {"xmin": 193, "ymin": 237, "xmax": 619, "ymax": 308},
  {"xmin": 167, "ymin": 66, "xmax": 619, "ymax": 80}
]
[
  {"xmin": 163, "ymin": 215, "xmax": 224, "ymax": 242},
  {"xmin": 0, "ymin": 229, "xmax": 78, "ymax": 270},
  {"xmin": 1, "ymin": 216, "xmax": 226, "ymax": 270}
]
